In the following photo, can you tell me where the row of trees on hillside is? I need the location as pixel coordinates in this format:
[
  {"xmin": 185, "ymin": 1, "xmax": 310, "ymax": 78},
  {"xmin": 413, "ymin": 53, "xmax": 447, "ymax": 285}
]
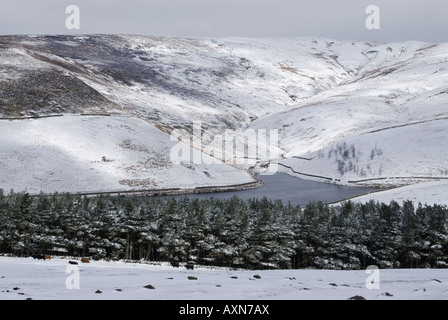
[{"xmin": 0, "ymin": 190, "xmax": 447, "ymax": 270}]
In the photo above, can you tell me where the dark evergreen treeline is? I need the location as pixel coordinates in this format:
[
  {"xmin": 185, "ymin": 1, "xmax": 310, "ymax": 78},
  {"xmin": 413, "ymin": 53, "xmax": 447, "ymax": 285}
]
[{"xmin": 0, "ymin": 189, "xmax": 447, "ymax": 270}]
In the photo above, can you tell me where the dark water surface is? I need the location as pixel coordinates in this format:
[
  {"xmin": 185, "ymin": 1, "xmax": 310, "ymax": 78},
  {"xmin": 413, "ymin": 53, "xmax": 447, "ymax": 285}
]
[{"xmin": 160, "ymin": 173, "xmax": 378, "ymax": 207}]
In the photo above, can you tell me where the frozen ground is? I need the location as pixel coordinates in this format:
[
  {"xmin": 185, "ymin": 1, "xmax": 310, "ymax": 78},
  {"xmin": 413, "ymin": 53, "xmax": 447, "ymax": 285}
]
[
  {"xmin": 348, "ymin": 180, "xmax": 448, "ymax": 207},
  {"xmin": 0, "ymin": 114, "xmax": 254, "ymax": 194},
  {"xmin": 279, "ymin": 118, "xmax": 448, "ymax": 186},
  {"xmin": 0, "ymin": 257, "xmax": 446, "ymax": 300}
]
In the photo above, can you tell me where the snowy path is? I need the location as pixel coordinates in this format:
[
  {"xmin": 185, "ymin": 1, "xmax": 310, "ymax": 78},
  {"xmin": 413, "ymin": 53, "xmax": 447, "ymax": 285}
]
[{"xmin": 0, "ymin": 257, "xmax": 447, "ymax": 300}]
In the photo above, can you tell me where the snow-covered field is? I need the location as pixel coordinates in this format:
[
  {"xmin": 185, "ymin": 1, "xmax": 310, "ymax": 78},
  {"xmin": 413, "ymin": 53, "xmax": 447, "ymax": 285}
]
[
  {"xmin": 0, "ymin": 256, "xmax": 446, "ymax": 300},
  {"xmin": 348, "ymin": 180, "xmax": 448, "ymax": 207},
  {"xmin": 0, "ymin": 114, "xmax": 254, "ymax": 194},
  {"xmin": 279, "ymin": 118, "xmax": 448, "ymax": 186}
]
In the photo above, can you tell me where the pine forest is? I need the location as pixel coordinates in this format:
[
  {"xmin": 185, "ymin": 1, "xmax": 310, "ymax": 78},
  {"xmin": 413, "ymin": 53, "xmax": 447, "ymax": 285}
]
[{"xmin": 0, "ymin": 190, "xmax": 447, "ymax": 270}]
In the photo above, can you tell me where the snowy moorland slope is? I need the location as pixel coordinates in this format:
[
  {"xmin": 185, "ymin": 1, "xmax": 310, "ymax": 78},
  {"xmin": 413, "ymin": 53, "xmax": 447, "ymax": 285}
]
[
  {"xmin": 1, "ymin": 35, "xmax": 448, "ymax": 194},
  {"xmin": 1, "ymin": 256, "xmax": 447, "ymax": 300},
  {"xmin": 280, "ymin": 118, "xmax": 448, "ymax": 186},
  {"xmin": 344, "ymin": 180, "xmax": 448, "ymax": 207},
  {"xmin": 0, "ymin": 114, "xmax": 254, "ymax": 194}
]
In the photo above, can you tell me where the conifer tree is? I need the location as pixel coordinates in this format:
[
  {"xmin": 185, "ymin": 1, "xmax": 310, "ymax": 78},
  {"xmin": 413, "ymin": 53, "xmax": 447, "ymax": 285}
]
[{"xmin": 158, "ymin": 199, "xmax": 188, "ymax": 262}]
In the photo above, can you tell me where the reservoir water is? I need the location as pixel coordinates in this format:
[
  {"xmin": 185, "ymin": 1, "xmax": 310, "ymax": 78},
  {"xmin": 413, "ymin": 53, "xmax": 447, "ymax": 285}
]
[{"xmin": 161, "ymin": 173, "xmax": 378, "ymax": 207}]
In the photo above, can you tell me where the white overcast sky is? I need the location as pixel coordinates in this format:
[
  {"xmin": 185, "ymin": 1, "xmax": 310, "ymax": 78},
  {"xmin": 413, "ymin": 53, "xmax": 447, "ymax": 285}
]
[{"xmin": 0, "ymin": 0, "xmax": 447, "ymax": 42}]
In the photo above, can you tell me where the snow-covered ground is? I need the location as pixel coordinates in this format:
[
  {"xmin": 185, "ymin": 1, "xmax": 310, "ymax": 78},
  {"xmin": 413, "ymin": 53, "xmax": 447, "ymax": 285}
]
[
  {"xmin": 347, "ymin": 180, "xmax": 448, "ymax": 207},
  {"xmin": 279, "ymin": 118, "xmax": 448, "ymax": 186},
  {"xmin": 2, "ymin": 35, "xmax": 448, "ymax": 194},
  {"xmin": 0, "ymin": 114, "xmax": 254, "ymax": 194},
  {"xmin": 0, "ymin": 256, "xmax": 446, "ymax": 300}
]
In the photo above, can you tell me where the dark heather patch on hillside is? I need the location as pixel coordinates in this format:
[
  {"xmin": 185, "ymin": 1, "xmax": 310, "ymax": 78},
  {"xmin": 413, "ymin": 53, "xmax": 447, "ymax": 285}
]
[
  {"xmin": 22, "ymin": 35, "xmax": 241, "ymax": 102},
  {"xmin": 0, "ymin": 69, "xmax": 116, "ymax": 117},
  {"xmin": 0, "ymin": 35, "xmax": 262, "ymax": 129},
  {"xmin": 0, "ymin": 35, "xmax": 244, "ymax": 119}
]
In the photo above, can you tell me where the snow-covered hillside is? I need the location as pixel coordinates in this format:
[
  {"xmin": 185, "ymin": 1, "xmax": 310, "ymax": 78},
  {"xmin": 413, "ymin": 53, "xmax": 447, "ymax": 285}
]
[
  {"xmin": 1, "ymin": 256, "xmax": 447, "ymax": 300},
  {"xmin": 346, "ymin": 180, "xmax": 448, "ymax": 207},
  {"xmin": 279, "ymin": 118, "xmax": 448, "ymax": 186},
  {"xmin": 247, "ymin": 40, "xmax": 448, "ymax": 187},
  {"xmin": 0, "ymin": 114, "xmax": 254, "ymax": 194},
  {"xmin": 1, "ymin": 34, "xmax": 448, "ymax": 194}
]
